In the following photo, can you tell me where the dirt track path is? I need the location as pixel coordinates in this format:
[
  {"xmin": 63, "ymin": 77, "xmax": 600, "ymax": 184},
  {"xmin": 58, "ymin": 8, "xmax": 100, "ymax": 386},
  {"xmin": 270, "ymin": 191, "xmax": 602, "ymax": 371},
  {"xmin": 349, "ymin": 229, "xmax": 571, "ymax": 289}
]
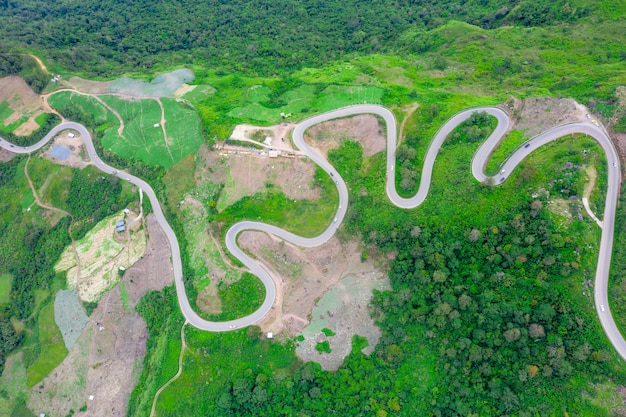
[
  {"xmin": 150, "ymin": 320, "xmax": 188, "ymax": 417},
  {"xmin": 24, "ymin": 156, "xmax": 81, "ymax": 279},
  {"xmin": 26, "ymin": 53, "xmax": 48, "ymax": 73},
  {"xmin": 398, "ymin": 103, "xmax": 419, "ymax": 147},
  {"xmin": 155, "ymin": 98, "xmax": 175, "ymax": 164},
  {"xmin": 44, "ymin": 89, "xmax": 126, "ymax": 136}
]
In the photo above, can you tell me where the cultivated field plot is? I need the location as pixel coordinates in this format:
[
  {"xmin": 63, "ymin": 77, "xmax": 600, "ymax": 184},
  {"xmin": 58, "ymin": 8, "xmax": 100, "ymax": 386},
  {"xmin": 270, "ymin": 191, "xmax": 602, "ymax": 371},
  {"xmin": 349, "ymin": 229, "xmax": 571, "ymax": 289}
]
[
  {"xmin": 99, "ymin": 96, "xmax": 202, "ymax": 168},
  {"xmin": 47, "ymin": 91, "xmax": 119, "ymax": 127},
  {"xmin": 0, "ymin": 76, "xmax": 48, "ymax": 136},
  {"xmin": 227, "ymin": 84, "xmax": 384, "ymax": 124},
  {"xmin": 160, "ymin": 98, "xmax": 204, "ymax": 163}
]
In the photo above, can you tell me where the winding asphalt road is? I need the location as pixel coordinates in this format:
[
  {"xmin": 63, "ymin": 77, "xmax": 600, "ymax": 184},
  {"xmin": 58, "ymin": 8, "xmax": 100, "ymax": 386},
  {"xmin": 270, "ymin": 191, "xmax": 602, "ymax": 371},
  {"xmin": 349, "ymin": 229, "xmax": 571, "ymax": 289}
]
[{"xmin": 1, "ymin": 105, "xmax": 625, "ymax": 360}]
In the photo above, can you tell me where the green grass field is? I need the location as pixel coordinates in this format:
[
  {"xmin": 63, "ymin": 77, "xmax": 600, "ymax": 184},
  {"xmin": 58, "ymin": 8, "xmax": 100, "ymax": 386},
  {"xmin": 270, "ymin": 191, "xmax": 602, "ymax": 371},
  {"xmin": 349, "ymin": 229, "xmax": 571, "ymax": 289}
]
[
  {"xmin": 99, "ymin": 96, "xmax": 203, "ymax": 168},
  {"xmin": 0, "ymin": 273, "xmax": 12, "ymax": 304},
  {"xmin": 26, "ymin": 301, "xmax": 69, "ymax": 388},
  {"xmin": 227, "ymin": 84, "xmax": 384, "ymax": 125},
  {"xmin": 0, "ymin": 101, "xmax": 15, "ymax": 124},
  {"xmin": 206, "ymin": 273, "xmax": 266, "ymax": 321},
  {"xmin": 48, "ymin": 91, "xmax": 119, "ymax": 127},
  {"xmin": 485, "ymin": 130, "xmax": 528, "ymax": 175},
  {"xmin": 26, "ymin": 158, "xmax": 73, "ymax": 210}
]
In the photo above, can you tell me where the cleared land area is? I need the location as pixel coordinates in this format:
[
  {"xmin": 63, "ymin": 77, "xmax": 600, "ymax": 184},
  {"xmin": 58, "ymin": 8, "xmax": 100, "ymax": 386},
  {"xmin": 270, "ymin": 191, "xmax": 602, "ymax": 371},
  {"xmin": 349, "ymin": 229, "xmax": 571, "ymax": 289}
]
[
  {"xmin": 55, "ymin": 213, "xmax": 147, "ymax": 302},
  {"xmin": 28, "ymin": 214, "xmax": 173, "ymax": 417},
  {"xmin": 0, "ymin": 76, "xmax": 48, "ymax": 135}
]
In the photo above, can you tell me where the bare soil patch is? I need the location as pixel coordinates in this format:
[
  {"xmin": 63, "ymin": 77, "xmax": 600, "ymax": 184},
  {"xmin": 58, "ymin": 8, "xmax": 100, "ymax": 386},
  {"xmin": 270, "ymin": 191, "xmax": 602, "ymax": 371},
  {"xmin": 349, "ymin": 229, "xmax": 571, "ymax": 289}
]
[
  {"xmin": 28, "ymin": 214, "xmax": 173, "ymax": 417},
  {"xmin": 303, "ymin": 114, "xmax": 386, "ymax": 157},
  {"xmin": 66, "ymin": 77, "xmax": 112, "ymax": 94},
  {"xmin": 0, "ymin": 76, "xmax": 47, "ymax": 136},
  {"xmin": 196, "ymin": 281, "xmax": 222, "ymax": 314},
  {"xmin": 119, "ymin": 214, "xmax": 174, "ymax": 306},
  {"xmin": 507, "ymin": 96, "xmax": 586, "ymax": 137},
  {"xmin": 230, "ymin": 123, "xmax": 297, "ymax": 153},
  {"xmin": 41, "ymin": 129, "xmax": 90, "ymax": 169},
  {"xmin": 237, "ymin": 231, "xmax": 388, "ymax": 339},
  {"xmin": 0, "ymin": 147, "xmax": 16, "ymax": 162},
  {"xmin": 218, "ymin": 154, "xmax": 320, "ymax": 210},
  {"xmin": 295, "ymin": 273, "xmax": 390, "ymax": 371}
]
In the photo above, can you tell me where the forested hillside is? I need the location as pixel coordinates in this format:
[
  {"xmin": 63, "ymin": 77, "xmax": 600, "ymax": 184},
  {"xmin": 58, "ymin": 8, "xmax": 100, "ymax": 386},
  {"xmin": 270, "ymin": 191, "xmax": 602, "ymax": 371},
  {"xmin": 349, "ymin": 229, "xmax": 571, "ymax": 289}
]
[{"xmin": 0, "ymin": 0, "xmax": 593, "ymax": 77}]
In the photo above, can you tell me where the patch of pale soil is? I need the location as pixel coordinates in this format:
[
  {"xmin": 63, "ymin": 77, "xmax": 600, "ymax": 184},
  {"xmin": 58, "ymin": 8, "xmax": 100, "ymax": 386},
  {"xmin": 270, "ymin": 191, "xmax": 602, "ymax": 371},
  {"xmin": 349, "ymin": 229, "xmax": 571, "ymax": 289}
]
[
  {"xmin": 237, "ymin": 231, "xmax": 388, "ymax": 343},
  {"xmin": 583, "ymin": 165, "xmax": 598, "ymax": 199},
  {"xmin": 28, "ymin": 214, "xmax": 172, "ymax": 417},
  {"xmin": 195, "ymin": 144, "xmax": 227, "ymax": 184},
  {"xmin": 196, "ymin": 281, "xmax": 222, "ymax": 314},
  {"xmin": 66, "ymin": 76, "xmax": 112, "ymax": 94},
  {"xmin": 0, "ymin": 76, "xmax": 47, "ymax": 135},
  {"xmin": 510, "ymin": 97, "xmax": 586, "ymax": 137},
  {"xmin": 12, "ymin": 115, "xmax": 43, "ymax": 136},
  {"xmin": 56, "ymin": 214, "xmax": 147, "ymax": 302},
  {"xmin": 218, "ymin": 154, "xmax": 319, "ymax": 210},
  {"xmin": 303, "ymin": 114, "xmax": 386, "ymax": 157},
  {"xmin": 229, "ymin": 123, "xmax": 298, "ymax": 153},
  {"xmin": 28, "ymin": 327, "xmax": 91, "ymax": 416},
  {"xmin": 398, "ymin": 103, "xmax": 419, "ymax": 146},
  {"xmin": 295, "ymin": 272, "xmax": 390, "ymax": 371},
  {"xmin": 548, "ymin": 198, "xmax": 574, "ymax": 229},
  {"xmin": 173, "ymin": 83, "xmax": 195, "ymax": 97},
  {"xmin": 41, "ymin": 129, "xmax": 90, "ymax": 168},
  {"xmin": 119, "ymin": 214, "xmax": 174, "ymax": 307},
  {"xmin": 0, "ymin": 147, "xmax": 16, "ymax": 162}
]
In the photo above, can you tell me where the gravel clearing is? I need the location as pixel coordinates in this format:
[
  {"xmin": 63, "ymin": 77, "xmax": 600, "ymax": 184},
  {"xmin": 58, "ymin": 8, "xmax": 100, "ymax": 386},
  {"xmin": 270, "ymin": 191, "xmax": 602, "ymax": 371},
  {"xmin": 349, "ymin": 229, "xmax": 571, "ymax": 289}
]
[
  {"xmin": 295, "ymin": 272, "xmax": 390, "ymax": 371},
  {"xmin": 54, "ymin": 290, "xmax": 89, "ymax": 350}
]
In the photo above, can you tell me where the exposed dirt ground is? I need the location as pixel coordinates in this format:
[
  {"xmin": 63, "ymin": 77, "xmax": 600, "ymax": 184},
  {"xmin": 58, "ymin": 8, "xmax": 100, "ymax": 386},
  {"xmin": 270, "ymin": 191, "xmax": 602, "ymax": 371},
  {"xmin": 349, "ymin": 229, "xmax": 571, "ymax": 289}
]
[
  {"xmin": 303, "ymin": 114, "xmax": 386, "ymax": 157},
  {"xmin": 230, "ymin": 123, "xmax": 297, "ymax": 152},
  {"xmin": 66, "ymin": 76, "xmax": 112, "ymax": 94},
  {"xmin": 0, "ymin": 76, "xmax": 47, "ymax": 136},
  {"xmin": 237, "ymin": 231, "xmax": 388, "ymax": 339},
  {"xmin": 41, "ymin": 130, "xmax": 90, "ymax": 168},
  {"xmin": 218, "ymin": 154, "xmax": 320, "ymax": 209},
  {"xmin": 28, "ymin": 214, "xmax": 173, "ymax": 417},
  {"xmin": 505, "ymin": 96, "xmax": 587, "ymax": 137},
  {"xmin": 0, "ymin": 147, "xmax": 16, "ymax": 162}
]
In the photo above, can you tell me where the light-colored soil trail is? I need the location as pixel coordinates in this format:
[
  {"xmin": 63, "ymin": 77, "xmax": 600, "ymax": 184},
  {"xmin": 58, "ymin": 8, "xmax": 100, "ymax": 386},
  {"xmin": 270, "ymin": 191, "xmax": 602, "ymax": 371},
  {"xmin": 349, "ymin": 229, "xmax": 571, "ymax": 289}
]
[
  {"xmin": 26, "ymin": 53, "xmax": 48, "ymax": 73},
  {"xmin": 155, "ymin": 97, "xmax": 175, "ymax": 164},
  {"xmin": 23, "ymin": 156, "xmax": 81, "ymax": 282},
  {"xmin": 398, "ymin": 103, "xmax": 419, "ymax": 147}
]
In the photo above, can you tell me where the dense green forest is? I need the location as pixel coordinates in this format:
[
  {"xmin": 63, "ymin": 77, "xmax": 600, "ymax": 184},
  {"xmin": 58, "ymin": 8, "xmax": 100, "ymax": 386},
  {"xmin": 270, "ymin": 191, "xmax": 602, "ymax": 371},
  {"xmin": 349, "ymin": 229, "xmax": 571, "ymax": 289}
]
[{"xmin": 0, "ymin": 0, "xmax": 594, "ymax": 77}]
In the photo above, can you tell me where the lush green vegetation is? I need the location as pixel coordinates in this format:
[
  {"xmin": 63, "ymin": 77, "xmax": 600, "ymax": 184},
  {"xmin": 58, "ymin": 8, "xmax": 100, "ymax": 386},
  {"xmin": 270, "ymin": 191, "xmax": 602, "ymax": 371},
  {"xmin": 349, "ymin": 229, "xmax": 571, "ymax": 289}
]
[
  {"xmin": 0, "ymin": 273, "xmax": 12, "ymax": 305},
  {"xmin": 25, "ymin": 302, "xmax": 67, "ymax": 388},
  {"xmin": 47, "ymin": 92, "xmax": 204, "ymax": 169},
  {"xmin": 608, "ymin": 184, "xmax": 626, "ymax": 343},
  {"xmin": 133, "ymin": 96, "xmax": 620, "ymax": 415},
  {"xmin": 0, "ymin": 0, "xmax": 598, "ymax": 78},
  {"xmin": 206, "ymin": 273, "xmax": 266, "ymax": 322},
  {"xmin": 2, "ymin": 0, "xmax": 625, "ymax": 414},
  {"xmin": 486, "ymin": 130, "xmax": 528, "ymax": 175}
]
